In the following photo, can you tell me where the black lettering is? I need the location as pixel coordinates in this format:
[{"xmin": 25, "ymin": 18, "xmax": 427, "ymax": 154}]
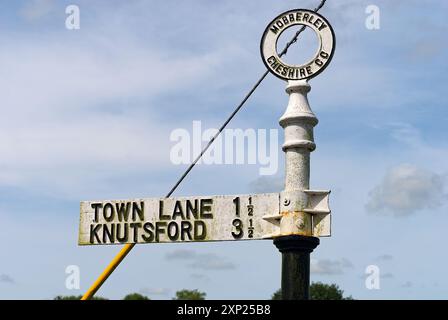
[
  {"xmin": 103, "ymin": 203, "xmax": 115, "ymax": 222},
  {"xmin": 116, "ymin": 202, "xmax": 130, "ymax": 222},
  {"xmin": 129, "ymin": 222, "xmax": 141, "ymax": 242},
  {"xmin": 142, "ymin": 222, "xmax": 154, "ymax": 242},
  {"xmin": 314, "ymin": 18, "xmax": 322, "ymax": 29},
  {"xmin": 233, "ymin": 197, "xmax": 240, "ymax": 216},
  {"xmin": 172, "ymin": 200, "xmax": 185, "ymax": 220},
  {"xmin": 155, "ymin": 221, "xmax": 167, "ymax": 242},
  {"xmin": 186, "ymin": 199, "xmax": 199, "ymax": 219},
  {"xmin": 167, "ymin": 221, "xmax": 179, "ymax": 241},
  {"xmin": 159, "ymin": 200, "xmax": 170, "ymax": 220},
  {"xmin": 270, "ymin": 25, "xmax": 279, "ymax": 34},
  {"xmin": 306, "ymin": 66, "xmax": 313, "ymax": 75},
  {"xmin": 269, "ymin": 56, "xmax": 281, "ymax": 69},
  {"xmin": 315, "ymin": 58, "xmax": 323, "ymax": 66},
  {"xmin": 200, "ymin": 199, "xmax": 213, "ymax": 219},
  {"xmin": 194, "ymin": 221, "xmax": 207, "ymax": 240},
  {"xmin": 116, "ymin": 223, "xmax": 128, "ymax": 242},
  {"xmin": 303, "ymin": 13, "xmax": 309, "ymax": 22},
  {"xmin": 132, "ymin": 201, "xmax": 144, "ymax": 221},
  {"xmin": 275, "ymin": 20, "xmax": 284, "ymax": 29},
  {"xmin": 91, "ymin": 203, "xmax": 102, "ymax": 222},
  {"xmin": 299, "ymin": 68, "xmax": 306, "ymax": 77},
  {"xmin": 232, "ymin": 219, "xmax": 243, "ymax": 239},
  {"xmin": 275, "ymin": 64, "xmax": 282, "ymax": 73},
  {"xmin": 288, "ymin": 14, "xmax": 295, "ymax": 23},
  {"xmin": 288, "ymin": 68, "xmax": 295, "ymax": 78},
  {"xmin": 247, "ymin": 204, "xmax": 254, "ymax": 216},
  {"xmin": 318, "ymin": 23, "xmax": 328, "ymax": 31},
  {"xmin": 320, "ymin": 51, "xmax": 329, "ymax": 59},
  {"xmin": 102, "ymin": 223, "xmax": 115, "ymax": 243},
  {"xmin": 181, "ymin": 221, "xmax": 192, "ymax": 241},
  {"xmin": 308, "ymin": 14, "xmax": 315, "ymax": 24},
  {"xmin": 90, "ymin": 224, "xmax": 101, "ymax": 244}
]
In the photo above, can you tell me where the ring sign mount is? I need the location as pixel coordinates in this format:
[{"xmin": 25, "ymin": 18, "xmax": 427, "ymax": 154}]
[{"xmin": 260, "ymin": 9, "xmax": 335, "ymax": 81}]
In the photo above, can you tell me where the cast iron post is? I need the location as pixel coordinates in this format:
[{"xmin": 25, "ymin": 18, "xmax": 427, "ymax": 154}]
[{"xmin": 274, "ymin": 80, "xmax": 320, "ymax": 300}]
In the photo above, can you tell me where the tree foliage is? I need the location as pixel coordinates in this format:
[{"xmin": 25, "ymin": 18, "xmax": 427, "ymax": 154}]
[
  {"xmin": 55, "ymin": 289, "xmax": 207, "ymax": 300},
  {"xmin": 271, "ymin": 282, "xmax": 353, "ymax": 300},
  {"xmin": 310, "ymin": 282, "xmax": 352, "ymax": 300},
  {"xmin": 123, "ymin": 293, "xmax": 150, "ymax": 300},
  {"xmin": 173, "ymin": 289, "xmax": 206, "ymax": 300},
  {"xmin": 271, "ymin": 289, "xmax": 282, "ymax": 300},
  {"xmin": 54, "ymin": 295, "xmax": 108, "ymax": 300}
]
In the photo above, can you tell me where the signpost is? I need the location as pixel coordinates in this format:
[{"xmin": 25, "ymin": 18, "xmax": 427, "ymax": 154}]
[
  {"xmin": 80, "ymin": 192, "xmax": 330, "ymax": 246},
  {"xmin": 79, "ymin": 193, "xmax": 280, "ymax": 245},
  {"xmin": 260, "ymin": 8, "xmax": 335, "ymax": 299},
  {"xmin": 80, "ymin": 5, "xmax": 335, "ymax": 301}
]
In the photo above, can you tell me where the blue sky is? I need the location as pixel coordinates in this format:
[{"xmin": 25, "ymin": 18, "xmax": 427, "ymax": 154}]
[{"xmin": 0, "ymin": 0, "xmax": 447, "ymax": 299}]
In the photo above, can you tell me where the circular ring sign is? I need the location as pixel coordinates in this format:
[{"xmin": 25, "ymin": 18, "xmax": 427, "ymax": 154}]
[{"xmin": 260, "ymin": 9, "xmax": 335, "ymax": 81}]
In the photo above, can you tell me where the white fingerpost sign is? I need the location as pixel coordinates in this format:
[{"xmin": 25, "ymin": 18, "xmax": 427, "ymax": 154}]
[
  {"xmin": 79, "ymin": 193, "xmax": 281, "ymax": 245},
  {"xmin": 79, "ymin": 190, "xmax": 331, "ymax": 245}
]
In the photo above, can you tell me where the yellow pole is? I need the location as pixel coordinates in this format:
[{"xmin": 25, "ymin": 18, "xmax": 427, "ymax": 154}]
[{"xmin": 81, "ymin": 243, "xmax": 135, "ymax": 300}]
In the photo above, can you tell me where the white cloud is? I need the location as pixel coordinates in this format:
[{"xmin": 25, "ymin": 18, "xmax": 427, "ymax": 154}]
[
  {"xmin": 187, "ymin": 253, "xmax": 236, "ymax": 271},
  {"xmin": 376, "ymin": 254, "xmax": 393, "ymax": 261},
  {"xmin": 19, "ymin": 0, "xmax": 55, "ymax": 21},
  {"xmin": 165, "ymin": 250, "xmax": 236, "ymax": 270},
  {"xmin": 311, "ymin": 258, "xmax": 353, "ymax": 275},
  {"xmin": 401, "ymin": 281, "xmax": 413, "ymax": 288},
  {"xmin": 0, "ymin": 274, "xmax": 15, "ymax": 284},
  {"xmin": 165, "ymin": 249, "xmax": 196, "ymax": 260},
  {"xmin": 190, "ymin": 273, "xmax": 210, "ymax": 282},
  {"xmin": 0, "ymin": 25, "xmax": 222, "ymax": 198},
  {"xmin": 366, "ymin": 164, "xmax": 447, "ymax": 216},
  {"xmin": 359, "ymin": 271, "xmax": 394, "ymax": 279},
  {"xmin": 139, "ymin": 287, "xmax": 170, "ymax": 296},
  {"xmin": 248, "ymin": 176, "xmax": 283, "ymax": 193},
  {"xmin": 388, "ymin": 122, "xmax": 423, "ymax": 147}
]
